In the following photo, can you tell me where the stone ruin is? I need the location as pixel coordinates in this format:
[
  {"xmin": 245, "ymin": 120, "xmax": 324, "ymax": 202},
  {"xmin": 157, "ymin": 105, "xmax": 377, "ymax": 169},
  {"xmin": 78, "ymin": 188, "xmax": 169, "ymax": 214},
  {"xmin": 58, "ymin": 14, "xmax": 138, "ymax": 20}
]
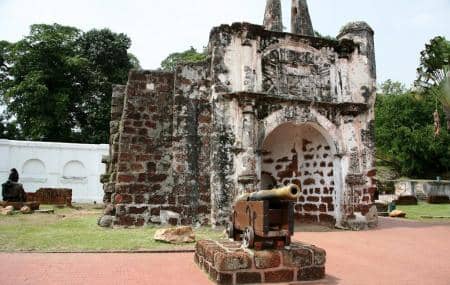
[{"xmin": 100, "ymin": 0, "xmax": 377, "ymax": 230}]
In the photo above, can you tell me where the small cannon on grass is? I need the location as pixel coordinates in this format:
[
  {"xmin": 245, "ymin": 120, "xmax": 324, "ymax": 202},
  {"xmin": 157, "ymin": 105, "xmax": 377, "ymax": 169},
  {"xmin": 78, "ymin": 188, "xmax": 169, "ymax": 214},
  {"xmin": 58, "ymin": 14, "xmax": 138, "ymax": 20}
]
[{"xmin": 227, "ymin": 184, "xmax": 300, "ymax": 250}]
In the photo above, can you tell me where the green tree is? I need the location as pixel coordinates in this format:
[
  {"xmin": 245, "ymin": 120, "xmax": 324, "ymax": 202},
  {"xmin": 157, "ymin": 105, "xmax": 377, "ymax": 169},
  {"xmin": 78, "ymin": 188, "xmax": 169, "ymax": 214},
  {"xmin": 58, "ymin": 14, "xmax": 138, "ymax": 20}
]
[
  {"xmin": 313, "ymin": 30, "xmax": 336, "ymax": 41},
  {"xmin": 3, "ymin": 24, "xmax": 85, "ymax": 141},
  {"xmin": 160, "ymin": 47, "xmax": 207, "ymax": 72},
  {"xmin": 0, "ymin": 113, "xmax": 20, "ymax": 139},
  {"xmin": 0, "ymin": 24, "xmax": 139, "ymax": 143},
  {"xmin": 378, "ymin": 79, "xmax": 408, "ymax": 96},
  {"xmin": 415, "ymin": 36, "xmax": 450, "ymax": 130},
  {"xmin": 376, "ymin": 82, "xmax": 450, "ymax": 177},
  {"xmin": 0, "ymin": 41, "xmax": 10, "ymax": 93},
  {"xmin": 75, "ymin": 28, "xmax": 137, "ymax": 143}
]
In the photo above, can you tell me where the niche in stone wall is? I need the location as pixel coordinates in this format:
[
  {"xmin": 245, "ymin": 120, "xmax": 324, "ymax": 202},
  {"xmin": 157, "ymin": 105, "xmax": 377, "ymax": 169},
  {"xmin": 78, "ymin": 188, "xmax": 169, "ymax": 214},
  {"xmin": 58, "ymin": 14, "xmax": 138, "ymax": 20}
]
[
  {"xmin": 21, "ymin": 159, "xmax": 47, "ymax": 183},
  {"xmin": 261, "ymin": 123, "xmax": 336, "ymax": 223},
  {"xmin": 61, "ymin": 160, "xmax": 87, "ymax": 184}
]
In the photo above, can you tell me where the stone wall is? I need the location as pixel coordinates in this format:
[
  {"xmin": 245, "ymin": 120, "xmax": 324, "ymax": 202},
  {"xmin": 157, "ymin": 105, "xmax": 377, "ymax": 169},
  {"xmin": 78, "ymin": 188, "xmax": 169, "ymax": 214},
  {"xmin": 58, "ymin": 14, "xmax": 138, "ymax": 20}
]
[
  {"xmin": 0, "ymin": 139, "xmax": 107, "ymax": 203},
  {"xmin": 172, "ymin": 62, "xmax": 212, "ymax": 225},
  {"xmin": 112, "ymin": 71, "xmax": 175, "ymax": 227},
  {"xmin": 394, "ymin": 180, "xmax": 450, "ymax": 199}
]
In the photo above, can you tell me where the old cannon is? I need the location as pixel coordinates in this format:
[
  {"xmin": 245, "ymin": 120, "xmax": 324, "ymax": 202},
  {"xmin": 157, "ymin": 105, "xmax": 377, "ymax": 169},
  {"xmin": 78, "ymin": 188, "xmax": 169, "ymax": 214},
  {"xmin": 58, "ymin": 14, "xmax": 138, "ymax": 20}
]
[{"xmin": 227, "ymin": 184, "xmax": 300, "ymax": 249}]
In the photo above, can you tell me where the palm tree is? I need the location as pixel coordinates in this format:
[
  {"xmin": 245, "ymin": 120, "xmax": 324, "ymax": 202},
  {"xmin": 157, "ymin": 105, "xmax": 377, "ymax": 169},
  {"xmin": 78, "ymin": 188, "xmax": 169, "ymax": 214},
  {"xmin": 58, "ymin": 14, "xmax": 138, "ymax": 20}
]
[
  {"xmin": 416, "ymin": 65, "xmax": 450, "ymax": 131},
  {"xmin": 415, "ymin": 36, "xmax": 450, "ymax": 131}
]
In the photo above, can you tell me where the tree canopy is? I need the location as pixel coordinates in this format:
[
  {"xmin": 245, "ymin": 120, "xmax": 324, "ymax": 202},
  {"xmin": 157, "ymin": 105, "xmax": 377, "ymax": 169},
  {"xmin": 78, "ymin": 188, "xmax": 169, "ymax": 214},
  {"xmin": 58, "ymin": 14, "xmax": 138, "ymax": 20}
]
[
  {"xmin": 376, "ymin": 84, "xmax": 450, "ymax": 178},
  {"xmin": 0, "ymin": 24, "xmax": 139, "ymax": 143},
  {"xmin": 160, "ymin": 47, "xmax": 207, "ymax": 72}
]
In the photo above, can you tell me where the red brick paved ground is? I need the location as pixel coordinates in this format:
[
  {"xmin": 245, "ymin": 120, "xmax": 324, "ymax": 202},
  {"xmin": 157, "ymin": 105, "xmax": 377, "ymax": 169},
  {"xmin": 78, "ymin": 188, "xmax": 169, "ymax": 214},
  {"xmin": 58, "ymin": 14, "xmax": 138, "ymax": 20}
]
[{"xmin": 1, "ymin": 218, "xmax": 449, "ymax": 285}]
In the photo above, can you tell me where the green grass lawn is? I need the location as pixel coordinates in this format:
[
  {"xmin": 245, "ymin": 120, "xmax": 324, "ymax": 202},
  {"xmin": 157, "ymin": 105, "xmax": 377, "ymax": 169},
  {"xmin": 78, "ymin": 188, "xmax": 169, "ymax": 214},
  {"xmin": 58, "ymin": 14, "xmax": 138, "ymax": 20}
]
[
  {"xmin": 0, "ymin": 205, "xmax": 224, "ymax": 252},
  {"xmin": 2, "ymin": 203, "xmax": 448, "ymax": 252},
  {"xmin": 396, "ymin": 202, "xmax": 450, "ymax": 220}
]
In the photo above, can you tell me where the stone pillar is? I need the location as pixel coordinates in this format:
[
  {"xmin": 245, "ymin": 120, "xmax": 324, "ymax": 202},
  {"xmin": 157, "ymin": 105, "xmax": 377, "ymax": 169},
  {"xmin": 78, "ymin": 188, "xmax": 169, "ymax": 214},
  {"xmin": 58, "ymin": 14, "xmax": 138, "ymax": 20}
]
[
  {"xmin": 263, "ymin": 0, "xmax": 283, "ymax": 32},
  {"xmin": 332, "ymin": 154, "xmax": 344, "ymax": 227},
  {"xmin": 291, "ymin": 0, "xmax": 314, "ymax": 36},
  {"xmin": 238, "ymin": 100, "xmax": 257, "ymax": 194}
]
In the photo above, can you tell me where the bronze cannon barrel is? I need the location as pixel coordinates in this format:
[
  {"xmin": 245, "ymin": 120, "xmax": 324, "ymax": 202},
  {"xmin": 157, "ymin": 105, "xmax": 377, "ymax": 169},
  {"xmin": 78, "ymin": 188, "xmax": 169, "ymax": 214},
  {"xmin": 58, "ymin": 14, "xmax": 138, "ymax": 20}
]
[{"xmin": 236, "ymin": 184, "xmax": 301, "ymax": 202}]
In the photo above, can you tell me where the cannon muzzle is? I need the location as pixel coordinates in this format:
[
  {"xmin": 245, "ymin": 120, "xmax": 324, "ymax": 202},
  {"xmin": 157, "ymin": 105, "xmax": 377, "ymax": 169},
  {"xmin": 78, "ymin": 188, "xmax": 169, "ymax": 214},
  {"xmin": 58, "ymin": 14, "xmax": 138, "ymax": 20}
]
[{"xmin": 236, "ymin": 184, "xmax": 301, "ymax": 202}]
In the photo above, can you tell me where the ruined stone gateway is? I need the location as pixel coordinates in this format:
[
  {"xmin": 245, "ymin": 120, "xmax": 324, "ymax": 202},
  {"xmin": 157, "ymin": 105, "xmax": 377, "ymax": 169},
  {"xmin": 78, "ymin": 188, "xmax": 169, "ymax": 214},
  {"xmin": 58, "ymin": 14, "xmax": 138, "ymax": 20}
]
[{"xmin": 101, "ymin": 0, "xmax": 377, "ymax": 230}]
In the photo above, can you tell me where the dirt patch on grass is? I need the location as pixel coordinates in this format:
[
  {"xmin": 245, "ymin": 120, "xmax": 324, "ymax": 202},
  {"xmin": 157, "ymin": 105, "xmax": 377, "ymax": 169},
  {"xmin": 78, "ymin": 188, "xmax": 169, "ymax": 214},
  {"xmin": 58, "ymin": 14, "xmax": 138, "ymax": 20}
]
[{"xmin": 0, "ymin": 204, "xmax": 101, "ymax": 226}]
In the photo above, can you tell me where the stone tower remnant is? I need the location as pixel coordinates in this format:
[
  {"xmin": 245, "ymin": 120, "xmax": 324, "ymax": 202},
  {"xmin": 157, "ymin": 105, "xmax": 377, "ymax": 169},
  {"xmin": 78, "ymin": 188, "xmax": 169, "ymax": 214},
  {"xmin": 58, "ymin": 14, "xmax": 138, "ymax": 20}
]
[
  {"xmin": 100, "ymin": 0, "xmax": 378, "ymax": 231},
  {"xmin": 291, "ymin": 0, "xmax": 314, "ymax": 36},
  {"xmin": 263, "ymin": 0, "xmax": 283, "ymax": 32}
]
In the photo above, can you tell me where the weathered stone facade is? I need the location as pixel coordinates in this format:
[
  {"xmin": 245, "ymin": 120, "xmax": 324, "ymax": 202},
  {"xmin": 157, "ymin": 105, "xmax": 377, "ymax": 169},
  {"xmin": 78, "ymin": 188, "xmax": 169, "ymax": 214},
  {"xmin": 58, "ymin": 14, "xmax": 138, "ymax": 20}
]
[{"xmin": 101, "ymin": 0, "xmax": 377, "ymax": 229}]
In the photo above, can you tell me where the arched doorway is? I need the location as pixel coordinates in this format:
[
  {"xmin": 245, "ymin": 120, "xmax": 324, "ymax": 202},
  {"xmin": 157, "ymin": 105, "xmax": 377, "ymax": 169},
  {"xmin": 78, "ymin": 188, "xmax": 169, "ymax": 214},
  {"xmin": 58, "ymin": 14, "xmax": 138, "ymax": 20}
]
[{"xmin": 261, "ymin": 123, "xmax": 336, "ymax": 224}]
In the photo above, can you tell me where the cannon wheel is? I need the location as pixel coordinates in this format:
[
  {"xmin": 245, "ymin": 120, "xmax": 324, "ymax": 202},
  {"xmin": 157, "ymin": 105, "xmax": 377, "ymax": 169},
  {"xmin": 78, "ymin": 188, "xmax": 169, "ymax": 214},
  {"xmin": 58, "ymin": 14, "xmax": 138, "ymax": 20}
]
[
  {"xmin": 242, "ymin": 227, "xmax": 255, "ymax": 249},
  {"xmin": 226, "ymin": 221, "xmax": 234, "ymax": 239}
]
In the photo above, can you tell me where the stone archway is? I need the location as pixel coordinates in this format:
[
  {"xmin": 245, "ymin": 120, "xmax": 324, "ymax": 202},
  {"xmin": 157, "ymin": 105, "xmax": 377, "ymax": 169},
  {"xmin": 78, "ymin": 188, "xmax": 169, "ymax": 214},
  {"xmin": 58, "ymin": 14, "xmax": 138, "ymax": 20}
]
[{"xmin": 261, "ymin": 122, "xmax": 337, "ymax": 224}]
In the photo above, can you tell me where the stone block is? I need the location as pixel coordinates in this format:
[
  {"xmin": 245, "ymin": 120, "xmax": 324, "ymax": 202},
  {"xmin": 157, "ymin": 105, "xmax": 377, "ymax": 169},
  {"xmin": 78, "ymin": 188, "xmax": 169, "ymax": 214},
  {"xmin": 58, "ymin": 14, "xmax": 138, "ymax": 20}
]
[
  {"xmin": 236, "ymin": 272, "xmax": 261, "ymax": 284},
  {"xmin": 296, "ymin": 213, "xmax": 318, "ymax": 223},
  {"xmin": 303, "ymin": 203, "xmax": 318, "ymax": 211},
  {"xmin": 313, "ymin": 246, "xmax": 326, "ymax": 266},
  {"xmin": 282, "ymin": 247, "xmax": 313, "ymax": 267},
  {"xmin": 98, "ymin": 215, "xmax": 114, "ymax": 228},
  {"xmin": 389, "ymin": 210, "xmax": 406, "ymax": 218},
  {"xmin": 115, "ymin": 215, "xmax": 135, "ymax": 227},
  {"xmin": 104, "ymin": 204, "xmax": 115, "ymax": 215},
  {"xmin": 0, "ymin": 201, "xmax": 40, "ymax": 211},
  {"xmin": 319, "ymin": 214, "xmax": 335, "ymax": 225},
  {"xmin": 216, "ymin": 272, "xmax": 233, "ymax": 285},
  {"xmin": 427, "ymin": 195, "xmax": 450, "ymax": 204},
  {"xmin": 205, "ymin": 244, "xmax": 225, "ymax": 264},
  {"xmin": 395, "ymin": 195, "xmax": 418, "ymax": 205},
  {"xmin": 298, "ymin": 266, "xmax": 325, "ymax": 281},
  {"xmin": 20, "ymin": 206, "xmax": 32, "ymax": 214},
  {"xmin": 160, "ymin": 210, "xmax": 180, "ymax": 226},
  {"xmin": 1, "ymin": 206, "xmax": 14, "ymax": 215},
  {"xmin": 154, "ymin": 226, "xmax": 195, "ymax": 244},
  {"xmin": 264, "ymin": 269, "xmax": 294, "ymax": 283},
  {"xmin": 375, "ymin": 201, "xmax": 389, "ymax": 212},
  {"xmin": 128, "ymin": 206, "xmax": 147, "ymax": 214},
  {"xmin": 254, "ymin": 251, "xmax": 281, "ymax": 269},
  {"xmin": 215, "ymin": 251, "xmax": 252, "ymax": 271},
  {"xmin": 196, "ymin": 240, "xmax": 216, "ymax": 257}
]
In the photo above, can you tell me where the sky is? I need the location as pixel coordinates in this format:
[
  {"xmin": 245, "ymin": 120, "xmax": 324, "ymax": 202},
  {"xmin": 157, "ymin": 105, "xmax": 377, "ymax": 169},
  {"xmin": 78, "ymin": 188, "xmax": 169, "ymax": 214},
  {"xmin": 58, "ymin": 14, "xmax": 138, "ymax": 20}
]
[{"xmin": 0, "ymin": 0, "xmax": 449, "ymax": 87}]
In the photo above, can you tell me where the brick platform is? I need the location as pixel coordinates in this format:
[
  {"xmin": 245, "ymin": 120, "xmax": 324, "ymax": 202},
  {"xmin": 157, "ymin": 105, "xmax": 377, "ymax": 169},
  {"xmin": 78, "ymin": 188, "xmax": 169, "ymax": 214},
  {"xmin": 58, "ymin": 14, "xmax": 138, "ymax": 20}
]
[
  {"xmin": 29, "ymin": 188, "xmax": 72, "ymax": 206},
  {"xmin": 195, "ymin": 240, "xmax": 326, "ymax": 284}
]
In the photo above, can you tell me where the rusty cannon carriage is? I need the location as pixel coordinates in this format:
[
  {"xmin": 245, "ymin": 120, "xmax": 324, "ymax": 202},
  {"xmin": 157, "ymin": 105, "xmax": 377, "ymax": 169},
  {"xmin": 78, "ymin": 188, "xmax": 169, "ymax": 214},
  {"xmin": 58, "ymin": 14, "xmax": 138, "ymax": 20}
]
[{"xmin": 227, "ymin": 184, "xmax": 300, "ymax": 250}]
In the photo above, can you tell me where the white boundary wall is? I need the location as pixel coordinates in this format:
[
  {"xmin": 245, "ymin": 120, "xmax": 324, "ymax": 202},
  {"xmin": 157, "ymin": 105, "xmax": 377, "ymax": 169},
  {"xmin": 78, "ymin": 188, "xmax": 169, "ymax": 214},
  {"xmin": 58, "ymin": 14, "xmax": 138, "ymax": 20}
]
[{"xmin": 0, "ymin": 139, "xmax": 108, "ymax": 203}]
